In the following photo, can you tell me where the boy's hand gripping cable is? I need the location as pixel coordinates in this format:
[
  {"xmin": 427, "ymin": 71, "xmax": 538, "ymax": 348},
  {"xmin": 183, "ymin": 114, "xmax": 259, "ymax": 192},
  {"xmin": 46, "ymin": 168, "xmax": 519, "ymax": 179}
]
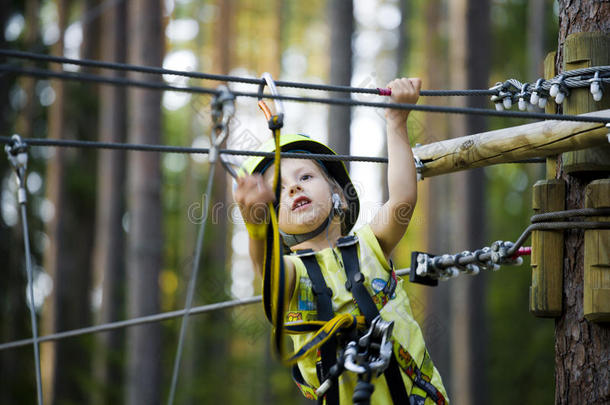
[{"xmin": 257, "ymin": 74, "xmax": 368, "ymax": 366}]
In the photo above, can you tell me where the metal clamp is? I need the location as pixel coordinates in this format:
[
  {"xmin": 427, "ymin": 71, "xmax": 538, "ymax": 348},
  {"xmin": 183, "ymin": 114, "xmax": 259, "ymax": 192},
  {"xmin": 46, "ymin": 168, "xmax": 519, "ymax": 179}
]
[
  {"xmin": 549, "ymin": 75, "xmax": 570, "ymax": 104},
  {"xmin": 343, "ymin": 315, "xmax": 394, "ymax": 377},
  {"xmin": 589, "ymin": 71, "xmax": 603, "ymax": 102},
  {"xmin": 4, "ymin": 134, "xmax": 29, "ymax": 204},
  {"xmin": 210, "ymin": 85, "xmax": 239, "ymax": 177},
  {"xmin": 413, "ymin": 155, "xmax": 425, "ymax": 182}
]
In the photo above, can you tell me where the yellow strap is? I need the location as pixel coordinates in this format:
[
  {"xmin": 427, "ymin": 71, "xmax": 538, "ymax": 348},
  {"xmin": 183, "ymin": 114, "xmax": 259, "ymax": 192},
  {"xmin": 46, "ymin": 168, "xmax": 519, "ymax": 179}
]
[{"xmin": 245, "ymin": 221, "xmax": 267, "ymax": 240}]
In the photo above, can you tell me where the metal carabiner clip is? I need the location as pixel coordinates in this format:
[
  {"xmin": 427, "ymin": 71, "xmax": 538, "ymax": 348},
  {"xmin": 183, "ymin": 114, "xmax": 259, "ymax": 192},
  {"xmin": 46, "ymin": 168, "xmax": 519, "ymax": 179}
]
[
  {"xmin": 210, "ymin": 85, "xmax": 240, "ymax": 178},
  {"xmin": 257, "ymin": 72, "xmax": 285, "ymax": 130}
]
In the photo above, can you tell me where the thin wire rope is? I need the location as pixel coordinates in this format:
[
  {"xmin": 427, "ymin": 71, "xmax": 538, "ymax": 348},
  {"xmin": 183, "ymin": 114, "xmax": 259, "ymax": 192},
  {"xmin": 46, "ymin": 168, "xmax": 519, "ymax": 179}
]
[
  {"xmin": 0, "ymin": 296, "xmax": 261, "ymax": 351},
  {"xmin": 167, "ymin": 161, "xmax": 216, "ymax": 405},
  {"xmin": 2, "ymin": 65, "xmax": 610, "ymax": 124},
  {"xmin": 0, "ymin": 136, "xmax": 547, "ymax": 166},
  {"xmin": 20, "ymin": 203, "xmax": 44, "ymax": 405},
  {"xmin": 0, "ymin": 49, "xmax": 495, "ymax": 96}
]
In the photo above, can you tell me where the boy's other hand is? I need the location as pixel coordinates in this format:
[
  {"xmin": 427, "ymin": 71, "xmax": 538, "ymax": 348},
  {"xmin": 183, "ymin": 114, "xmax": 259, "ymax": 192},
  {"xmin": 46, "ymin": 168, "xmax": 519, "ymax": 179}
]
[
  {"xmin": 235, "ymin": 174, "xmax": 275, "ymax": 224},
  {"xmin": 386, "ymin": 77, "xmax": 422, "ymax": 121}
]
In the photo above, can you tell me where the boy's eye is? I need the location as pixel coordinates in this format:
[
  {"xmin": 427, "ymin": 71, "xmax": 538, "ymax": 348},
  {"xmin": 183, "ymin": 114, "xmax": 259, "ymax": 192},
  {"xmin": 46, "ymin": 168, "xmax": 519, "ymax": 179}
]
[{"xmin": 300, "ymin": 174, "xmax": 312, "ymax": 181}]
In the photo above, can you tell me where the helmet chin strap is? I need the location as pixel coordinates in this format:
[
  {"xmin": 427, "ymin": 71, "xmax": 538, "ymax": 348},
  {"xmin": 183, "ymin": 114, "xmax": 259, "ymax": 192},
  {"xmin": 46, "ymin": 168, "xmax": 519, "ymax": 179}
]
[{"xmin": 280, "ymin": 193, "xmax": 344, "ymax": 248}]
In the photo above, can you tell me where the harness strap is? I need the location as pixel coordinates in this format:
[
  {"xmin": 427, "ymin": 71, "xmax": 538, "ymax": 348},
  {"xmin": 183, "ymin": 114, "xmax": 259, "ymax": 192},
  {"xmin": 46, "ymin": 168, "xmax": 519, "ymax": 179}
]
[
  {"xmin": 299, "ymin": 251, "xmax": 340, "ymax": 405},
  {"xmin": 337, "ymin": 236, "xmax": 410, "ymax": 405}
]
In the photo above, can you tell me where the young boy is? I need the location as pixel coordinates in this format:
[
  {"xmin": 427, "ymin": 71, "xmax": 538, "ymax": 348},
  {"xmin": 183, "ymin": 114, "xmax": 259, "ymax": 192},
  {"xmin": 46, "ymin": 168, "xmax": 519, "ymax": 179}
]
[{"xmin": 234, "ymin": 78, "xmax": 448, "ymax": 404}]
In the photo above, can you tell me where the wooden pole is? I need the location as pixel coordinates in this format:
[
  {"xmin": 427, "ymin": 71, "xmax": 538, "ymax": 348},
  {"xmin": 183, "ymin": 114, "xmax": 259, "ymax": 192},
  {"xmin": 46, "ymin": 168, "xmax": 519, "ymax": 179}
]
[{"xmin": 413, "ymin": 109, "xmax": 610, "ymax": 179}]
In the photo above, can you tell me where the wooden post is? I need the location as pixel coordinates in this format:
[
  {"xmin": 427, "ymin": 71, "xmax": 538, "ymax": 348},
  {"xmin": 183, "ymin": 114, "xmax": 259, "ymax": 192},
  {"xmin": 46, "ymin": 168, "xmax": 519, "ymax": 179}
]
[
  {"xmin": 584, "ymin": 180, "xmax": 610, "ymax": 322},
  {"xmin": 544, "ymin": 52, "xmax": 558, "ymax": 179},
  {"xmin": 530, "ymin": 180, "xmax": 565, "ymax": 317},
  {"xmin": 561, "ymin": 32, "xmax": 610, "ymax": 173}
]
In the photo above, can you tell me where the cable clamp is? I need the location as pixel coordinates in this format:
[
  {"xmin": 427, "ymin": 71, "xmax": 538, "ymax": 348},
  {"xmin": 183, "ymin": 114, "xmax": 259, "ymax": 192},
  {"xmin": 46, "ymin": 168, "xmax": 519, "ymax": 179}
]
[
  {"xmin": 549, "ymin": 75, "xmax": 570, "ymax": 104},
  {"xmin": 413, "ymin": 154, "xmax": 424, "ymax": 181},
  {"xmin": 517, "ymin": 83, "xmax": 531, "ymax": 111},
  {"xmin": 490, "ymin": 82, "xmax": 514, "ymax": 111},
  {"xmin": 491, "ymin": 240, "xmax": 523, "ymax": 266},
  {"xmin": 589, "ymin": 71, "xmax": 603, "ymax": 102},
  {"xmin": 529, "ymin": 78, "xmax": 547, "ymax": 108},
  {"xmin": 4, "ymin": 134, "xmax": 29, "ymax": 204}
]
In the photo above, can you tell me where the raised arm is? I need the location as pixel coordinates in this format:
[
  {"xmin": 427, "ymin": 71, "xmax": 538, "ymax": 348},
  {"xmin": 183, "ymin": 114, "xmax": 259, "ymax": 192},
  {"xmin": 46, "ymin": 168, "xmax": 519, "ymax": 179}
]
[
  {"xmin": 234, "ymin": 174, "xmax": 296, "ymax": 295},
  {"xmin": 370, "ymin": 78, "xmax": 421, "ymax": 258}
]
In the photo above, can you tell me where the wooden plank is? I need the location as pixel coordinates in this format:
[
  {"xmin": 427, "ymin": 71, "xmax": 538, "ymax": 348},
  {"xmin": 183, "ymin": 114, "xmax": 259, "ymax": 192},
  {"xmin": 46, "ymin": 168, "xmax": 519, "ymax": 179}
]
[
  {"xmin": 584, "ymin": 179, "xmax": 610, "ymax": 322},
  {"xmin": 413, "ymin": 109, "xmax": 610, "ymax": 178},
  {"xmin": 562, "ymin": 32, "xmax": 610, "ymax": 173},
  {"xmin": 530, "ymin": 180, "xmax": 565, "ymax": 317}
]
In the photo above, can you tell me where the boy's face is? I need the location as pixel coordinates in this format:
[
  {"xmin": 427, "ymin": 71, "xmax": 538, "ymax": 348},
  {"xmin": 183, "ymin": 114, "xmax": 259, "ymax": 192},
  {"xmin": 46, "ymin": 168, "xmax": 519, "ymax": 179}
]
[{"xmin": 263, "ymin": 158, "xmax": 334, "ymax": 235}]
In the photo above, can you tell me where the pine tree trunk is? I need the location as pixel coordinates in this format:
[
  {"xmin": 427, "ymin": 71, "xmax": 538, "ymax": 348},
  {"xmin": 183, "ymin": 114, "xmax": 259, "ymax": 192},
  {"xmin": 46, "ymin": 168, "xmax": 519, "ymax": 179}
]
[
  {"xmin": 423, "ymin": 0, "xmax": 452, "ymax": 390},
  {"xmin": 125, "ymin": 0, "xmax": 164, "ymax": 404},
  {"xmin": 448, "ymin": 1, "xmax": 489, "ymax": 404},
  {"xmin": 327, "ymin": 0, "xmax": 353, "ymax": 162},
  {"xmin": 0, "ymin": 2, "xmax": 36, "ymax": 402},
  {"xmin": 555, "ymin": 2, "xmax": 610, "ymax": 404},
  {"xmin": 46, "ymin": 0, "xmax": 98, "ymax": 401},
  {"xmin": 92, "ymin": 1, "xmax": 127, "ymax": 403}
]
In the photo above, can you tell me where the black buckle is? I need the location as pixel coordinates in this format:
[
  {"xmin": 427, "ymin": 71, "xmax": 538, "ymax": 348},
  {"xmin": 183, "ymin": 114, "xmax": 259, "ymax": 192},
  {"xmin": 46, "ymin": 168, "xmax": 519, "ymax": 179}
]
[{"xmin": 345, "ymin": 272, "xmax": 365, "ymax": 292}]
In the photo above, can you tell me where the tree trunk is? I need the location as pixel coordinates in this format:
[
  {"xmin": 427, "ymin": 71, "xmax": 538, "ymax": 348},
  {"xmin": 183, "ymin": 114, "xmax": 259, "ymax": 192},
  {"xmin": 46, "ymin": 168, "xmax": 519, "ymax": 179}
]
[
  {"xmin": 46, "ymin": 0, "xmax": 100, "ymax": 402},
  {"xmin": 448, "ymin": 1, "xmax": 489, "ymax": 405},
  {"xmin": 327, "ymin": 0, "xmax": 353, "ymax": 163},
  {"xmin": 423, "ymin": 0, "xmax": 452, "ymax": 392},
  {"xmin": 527, "ymin": 0, "xmax": 546, "ymax": 80},
  {"xmin": 92, "ymin": 0, "xmax": 127, "ymax": 403},
  {"xmin": 125, "ymin": 0, "xmax": 164, "ymax": 404},
  {"xmin": 189, "ymin": 0, "xmax": 232, "ymax": 402},
  {"xmin": 555, "ymin": 2, "xmax": 610, "ymax": 404},
  {"xmin": 0, "ymin": 2, "xmax": 37, "ymax": 402}
]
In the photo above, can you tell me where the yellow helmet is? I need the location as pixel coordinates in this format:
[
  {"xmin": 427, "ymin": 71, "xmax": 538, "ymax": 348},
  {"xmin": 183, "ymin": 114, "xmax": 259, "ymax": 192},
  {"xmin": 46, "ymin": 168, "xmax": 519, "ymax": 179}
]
[{"xmin": 242, "ymin": 134, "xmax": 360, "ymax": 234}]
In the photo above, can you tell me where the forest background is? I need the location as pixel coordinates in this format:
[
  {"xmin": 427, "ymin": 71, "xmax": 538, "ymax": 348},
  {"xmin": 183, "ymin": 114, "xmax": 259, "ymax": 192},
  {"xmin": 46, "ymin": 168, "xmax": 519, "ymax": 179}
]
[{"xmin": 0, "ymin": 0, "xmax": 561, "ymax": 404}]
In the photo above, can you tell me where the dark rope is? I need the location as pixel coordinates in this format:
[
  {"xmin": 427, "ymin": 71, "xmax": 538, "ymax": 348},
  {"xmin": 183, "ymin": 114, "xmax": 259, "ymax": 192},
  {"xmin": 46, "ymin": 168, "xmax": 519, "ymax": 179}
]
[
  {"xmin": 0, "ymin": 49, "xmax": 495, "ymax": 96},
  {"xmin": 0, "ymin": 136, "xmax": 549, "ymax": 167},
  {"xmin": 0, "ymin": 296, "xmax": 261, "ymax": 351},
  {"xmin": 2, "ymin": 65, "xmax": 610, "ymax": 124}
]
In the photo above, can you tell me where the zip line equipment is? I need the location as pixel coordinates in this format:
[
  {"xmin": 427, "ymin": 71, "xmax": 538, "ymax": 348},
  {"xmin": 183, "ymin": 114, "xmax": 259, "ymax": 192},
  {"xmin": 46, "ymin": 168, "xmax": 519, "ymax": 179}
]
[
  {"xmin": 2, "ymin": 206, "xmax": 608, "ymax": 353},
  {"xmin": 2, "ymin": 48, "xmax": 610, "ymax": 402},
  {"xmin": 3, "ymin": 63, "xmax": 610, "ymax": 126},
  {"xmin": 489, "ymin": 66, "xmax": 610, "ymax": 110},
  {"xmin": 0, "ymin": 49, "xmax": 495, "ymax": 97},
  {"xmin": 4, "ymin": 135, "xmax": 44, "ymax": 405}
]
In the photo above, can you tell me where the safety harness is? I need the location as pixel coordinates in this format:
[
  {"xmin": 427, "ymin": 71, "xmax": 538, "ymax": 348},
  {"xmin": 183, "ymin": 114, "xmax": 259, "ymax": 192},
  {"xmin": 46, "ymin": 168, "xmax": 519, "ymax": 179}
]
[{"xmin": 289, "ymin": 235, "xmax": 448, "ymax": 405}]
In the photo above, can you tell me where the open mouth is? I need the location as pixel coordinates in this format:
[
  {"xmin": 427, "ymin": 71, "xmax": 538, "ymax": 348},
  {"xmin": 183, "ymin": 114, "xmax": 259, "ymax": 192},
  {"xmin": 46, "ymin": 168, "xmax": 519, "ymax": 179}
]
[{"xmin": 291, "ymin": 196, "xmax": 312, "ymax": 211}]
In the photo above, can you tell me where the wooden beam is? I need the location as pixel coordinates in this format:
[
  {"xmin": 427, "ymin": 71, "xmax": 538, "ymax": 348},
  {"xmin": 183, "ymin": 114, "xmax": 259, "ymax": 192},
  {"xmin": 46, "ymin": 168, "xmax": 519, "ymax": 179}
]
[{"xmin": 414, "ymin": 109, "xmax": 610, "ymax": 178}]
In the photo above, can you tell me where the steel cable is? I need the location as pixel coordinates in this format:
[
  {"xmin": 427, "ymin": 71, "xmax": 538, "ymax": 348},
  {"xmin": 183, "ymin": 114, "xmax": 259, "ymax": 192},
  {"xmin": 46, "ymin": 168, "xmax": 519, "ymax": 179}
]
[
  {"xmin": 2, "ymin": 65, "xmax": 610, "ymax": 124},
  {"xmin": 0, "ymin": 49, "xmax": 495, "ymax": 96}
]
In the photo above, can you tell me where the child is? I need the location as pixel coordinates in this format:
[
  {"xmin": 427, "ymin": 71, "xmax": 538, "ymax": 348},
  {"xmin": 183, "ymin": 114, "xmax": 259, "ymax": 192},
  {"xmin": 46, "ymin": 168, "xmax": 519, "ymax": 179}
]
[{"xmin": 234, "ymin": 78, "xmax": 448, "ymax": 404}]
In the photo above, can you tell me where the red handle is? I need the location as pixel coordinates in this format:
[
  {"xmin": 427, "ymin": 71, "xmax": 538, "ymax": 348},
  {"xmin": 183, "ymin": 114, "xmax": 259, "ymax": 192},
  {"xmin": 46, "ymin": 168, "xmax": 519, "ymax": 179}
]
[
  {"xmin": 377, "ymin": 88, "xmax": 392, "ymax": 96},
  {"xmin": 511, "ymin": 247, "xmax": 532, "ymax": 259}
]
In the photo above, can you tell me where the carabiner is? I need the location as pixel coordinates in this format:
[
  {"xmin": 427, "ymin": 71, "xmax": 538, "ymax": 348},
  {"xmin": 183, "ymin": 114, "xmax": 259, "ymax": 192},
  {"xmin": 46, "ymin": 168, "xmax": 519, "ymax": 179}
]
[
  {"xmin": 210, "ymin": 85, "xmax": 240, "ymax": 178},
  {"xmin": 258, "ymin": 72, "xmax": 284, "ymax": 130}
]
